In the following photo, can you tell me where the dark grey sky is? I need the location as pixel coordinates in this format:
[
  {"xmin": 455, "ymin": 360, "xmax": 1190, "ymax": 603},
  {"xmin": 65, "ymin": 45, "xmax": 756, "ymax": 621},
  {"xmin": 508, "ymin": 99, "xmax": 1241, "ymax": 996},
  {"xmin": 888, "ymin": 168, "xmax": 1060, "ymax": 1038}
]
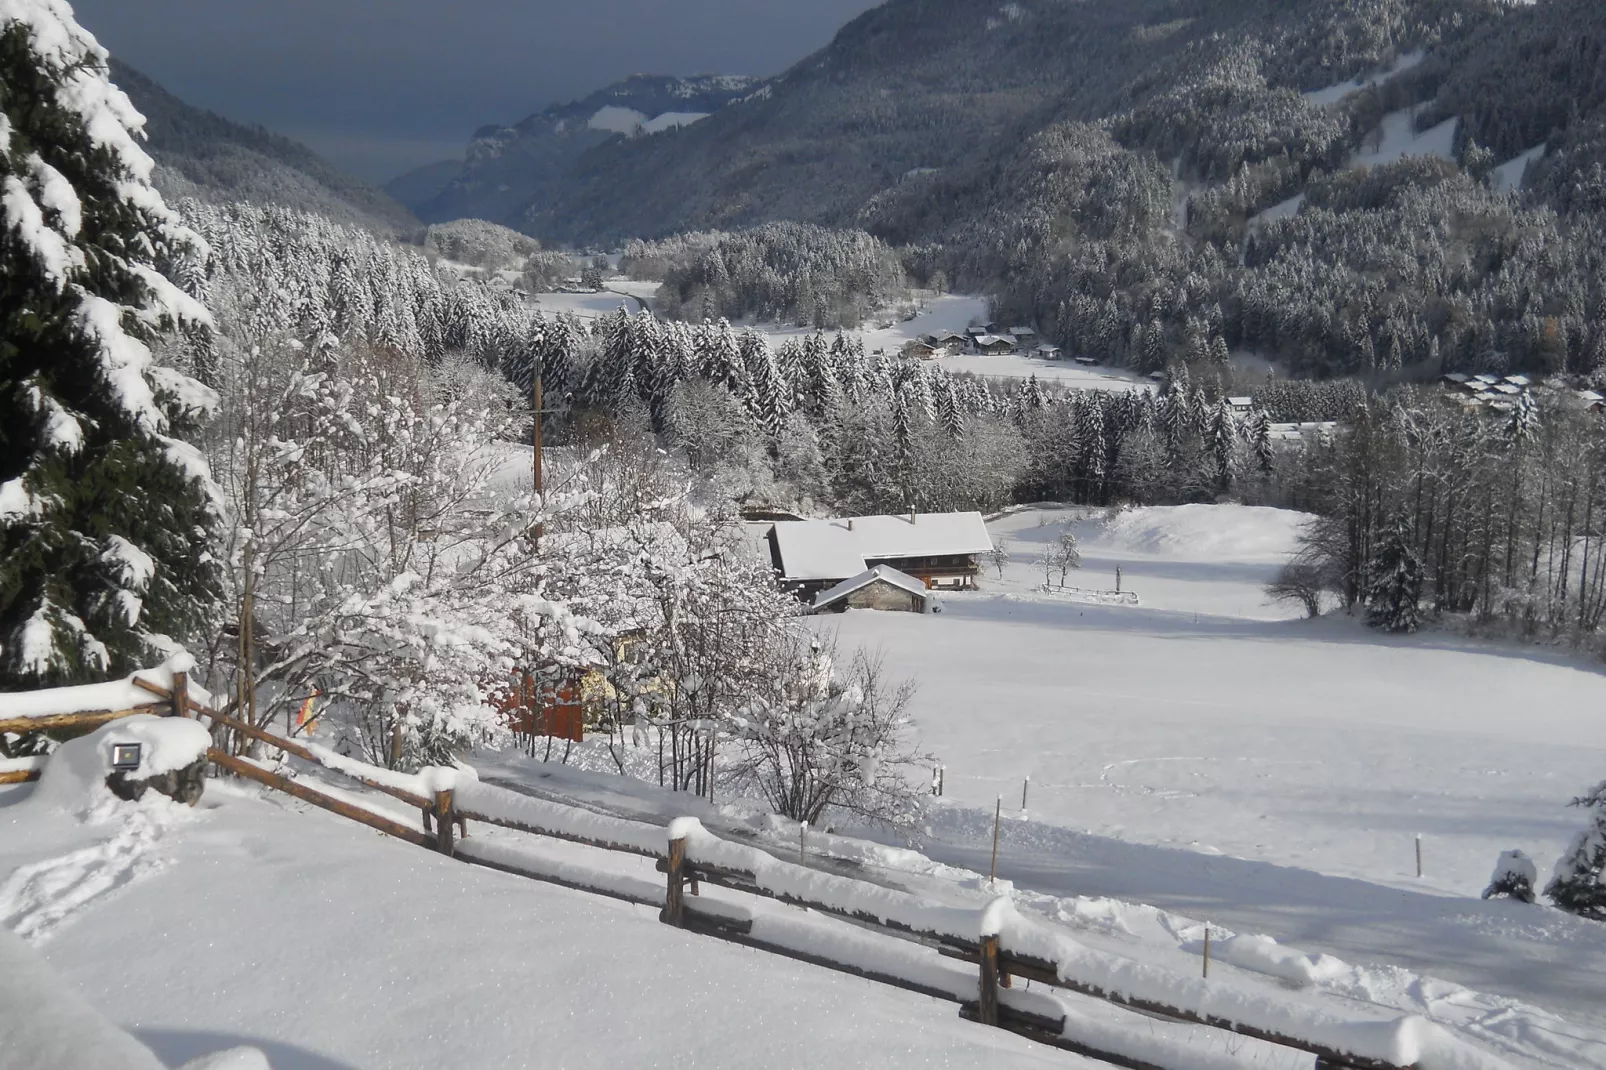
[{"xmin": 72, "ymin": 0, "xmax": 882, "ymax": 184}]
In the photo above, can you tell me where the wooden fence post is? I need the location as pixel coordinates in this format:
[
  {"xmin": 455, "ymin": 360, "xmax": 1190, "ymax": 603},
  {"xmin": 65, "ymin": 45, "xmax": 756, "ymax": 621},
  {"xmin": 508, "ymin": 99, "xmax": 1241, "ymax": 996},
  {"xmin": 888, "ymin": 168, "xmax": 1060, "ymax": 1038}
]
[
  {"xmin": 978, "ymin": 933, "xmax": 1001, "ymax": 1026},
  {"xmin": 170, "ymin": 670, "xmax": 189, "ymax": 718},
  {"xmin": 434, "ymin": 789, "xmax": 455, "ymax": 856},
  {"xmin": 662, "ymin": 835, "xmax": 686, "ymax": 927}
]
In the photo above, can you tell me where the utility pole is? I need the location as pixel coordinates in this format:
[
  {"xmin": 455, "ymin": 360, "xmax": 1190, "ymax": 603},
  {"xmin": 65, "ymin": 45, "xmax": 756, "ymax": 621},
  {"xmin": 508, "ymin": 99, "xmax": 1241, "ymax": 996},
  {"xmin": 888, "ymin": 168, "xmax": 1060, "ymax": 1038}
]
[{"xmin": 532, "ymin": 361, "xmax": 544, "ymax": 546}]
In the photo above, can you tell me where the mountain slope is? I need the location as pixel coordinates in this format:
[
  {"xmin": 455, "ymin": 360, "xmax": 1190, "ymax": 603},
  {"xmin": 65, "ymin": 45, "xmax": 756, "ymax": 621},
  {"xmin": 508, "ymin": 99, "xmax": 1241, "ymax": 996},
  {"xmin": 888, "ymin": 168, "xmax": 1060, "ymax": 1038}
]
[
  {"xmin": 507, "ymin": 0, "xmax": 1492, "ymax": 245},
  {"xmin": 109, "ymin": 60, "xmax": 419, "ymax": 234},
  {"xmin": 415, "ymin": 74, "xmax": 758, "ymax": 228}
]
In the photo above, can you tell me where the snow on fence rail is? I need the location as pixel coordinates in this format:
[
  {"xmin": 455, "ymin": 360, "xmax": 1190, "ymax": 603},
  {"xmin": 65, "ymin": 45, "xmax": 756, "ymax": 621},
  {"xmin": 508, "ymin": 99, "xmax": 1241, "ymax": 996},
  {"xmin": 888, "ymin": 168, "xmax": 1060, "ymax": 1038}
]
[{"xmin": 4, "ymin": 672, "xmax": 1511, "ymax": 1070}]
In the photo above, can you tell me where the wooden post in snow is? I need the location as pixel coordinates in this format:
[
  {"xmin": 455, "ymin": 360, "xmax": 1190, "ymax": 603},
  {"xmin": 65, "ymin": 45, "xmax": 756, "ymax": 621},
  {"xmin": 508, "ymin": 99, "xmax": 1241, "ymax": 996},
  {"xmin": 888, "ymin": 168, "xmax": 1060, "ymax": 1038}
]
[
  {"xmin": 989, "ymin": 795, "xmax": 1002, "ymax": 886},
  {"xmin": 170, "ymin": 670, "xmax": 188, "ymax": 718},
  {"xmin": 977, "ymin": 933, "xmax": 1001, "ymax": 1026},
  {"xmin": 663, "ymin": 835, "xmax": 686, "ymax": 927},
  {"xmin": 1416, "ymin": 834, "xmax": 1423, "ymax": 878},
  {"xmin": 434, "ymin": 789, "xmax": 455, "ymax": 856},
  {"xmin": 1202, "ymin": 925, "xmax": 1211, "ymax": 978}
]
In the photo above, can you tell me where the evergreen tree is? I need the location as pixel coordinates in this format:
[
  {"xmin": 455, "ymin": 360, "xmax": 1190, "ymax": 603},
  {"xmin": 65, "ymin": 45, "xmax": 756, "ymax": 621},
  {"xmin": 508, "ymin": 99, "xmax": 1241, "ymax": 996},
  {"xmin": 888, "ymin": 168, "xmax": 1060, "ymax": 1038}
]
[
  {"xmin": 1546, "ymin": 782, "xmax": 1606, "ymax": 920},
  {"xmin": 1364, "ymin": 524, "xmax": 1424, "ymax": 633},
  {"xmin": 0, "ymin": 7, "xmax": 218, "ymax": 686}
]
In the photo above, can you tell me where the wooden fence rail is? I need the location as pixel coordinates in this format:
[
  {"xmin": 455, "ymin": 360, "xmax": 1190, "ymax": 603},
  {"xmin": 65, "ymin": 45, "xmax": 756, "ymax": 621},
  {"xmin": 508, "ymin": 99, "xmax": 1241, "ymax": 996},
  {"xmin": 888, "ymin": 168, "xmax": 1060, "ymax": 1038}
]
[{"xmin": 4, "ymin": 677, "xmax": 1424, "ymax": 1070}]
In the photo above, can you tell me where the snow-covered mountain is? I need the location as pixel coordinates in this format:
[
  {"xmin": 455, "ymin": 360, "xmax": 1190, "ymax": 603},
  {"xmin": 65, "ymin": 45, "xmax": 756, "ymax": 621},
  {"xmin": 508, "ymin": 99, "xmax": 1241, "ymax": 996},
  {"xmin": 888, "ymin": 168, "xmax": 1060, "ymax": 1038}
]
[{"xmin": 397, "ymin": 74, "xmax": 759, "ymax": 226}]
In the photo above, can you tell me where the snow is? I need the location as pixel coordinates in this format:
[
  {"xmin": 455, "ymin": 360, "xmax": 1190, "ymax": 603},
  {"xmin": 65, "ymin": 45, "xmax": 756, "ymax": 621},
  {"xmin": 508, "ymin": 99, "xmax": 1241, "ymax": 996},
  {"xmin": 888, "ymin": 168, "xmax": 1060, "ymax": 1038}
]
[
  {"xmin": 529, "ymin": 286, "xmax": 1149, "ymax": 391},
  {"xmin": 769, "ymin": 517, "xmax": 864, "ymax": 581},
  {"xmin": 0, "ymin": 926, "xmax": 168, "ymax": 1070},
  {"xmin": 0, "ymin": 780, "xmax": 1086, "ymax": 1070},
  {"xmin": 772, "ymin": 512, "xmax": 992, "ymax": 583},
  {"xmin": 588, "ymin": 106, "xmax": 709, "ymax": 136},
  {"xmin": 813, "ymin": 565, "xmax": 930, "ymax": 608},
  {"xmin": 1303, "ymin": 51, "xmax": 1425, "ymax": 108},
  {"xmin": 1487, "ymin": 849, "xmax": 1538, "ymax": 892},
  {"xmin": 30, "ymin": 715, "xmax": 210, "ymax": 815},
  {"xmin": 641, "ymin": 110, "xmax": 708, "ymax": 134},
  {"xmin": 1491, "ymin": 145, "xmax": 1546, "ymax": 193},
  {"xmin": 2, "ymin": 173, "xmax": 78, "ymax": 285},
  {"xmin": 0, "ymin": 656, "xmax": 193, "ymax": 718},
  {"xmin": 1249, "ymin": 192, "xmax": 1305, "ymax": 228},
  {"xmin": 1350, "ymin": 106, "xmax": 1459, "ymax": 169},
  {"xmin": 825, "ymin": 504, "xmax": 1606, "ymax": 1032},
  {"xmin": 101, "ymin": 534, "xmax": 155, "ymax": 592}
]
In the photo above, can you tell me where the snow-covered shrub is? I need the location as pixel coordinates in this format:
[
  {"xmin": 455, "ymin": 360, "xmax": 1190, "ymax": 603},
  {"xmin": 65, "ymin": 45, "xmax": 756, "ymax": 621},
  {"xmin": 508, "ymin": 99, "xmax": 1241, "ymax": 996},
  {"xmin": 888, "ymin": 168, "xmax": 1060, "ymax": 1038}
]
[
  {"xmin": 1546, "ymin": 782, "xmax": 1606, "ymax": 920},
  {"xmin": 1481, "ymin": 849, "xmax": 1537, "ymax": 904},
  {"xmin": 729, "ymin": 638, "xmax": 926, "ymax": 827}
]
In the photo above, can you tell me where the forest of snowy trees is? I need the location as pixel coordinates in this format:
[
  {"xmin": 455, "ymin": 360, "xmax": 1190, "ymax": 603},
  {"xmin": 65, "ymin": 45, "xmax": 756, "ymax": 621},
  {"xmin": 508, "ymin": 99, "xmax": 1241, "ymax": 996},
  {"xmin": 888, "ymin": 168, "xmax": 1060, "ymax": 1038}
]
[
  {"xmin": 621, "ymin": 222, "xmax": 910, "ymax": 329},
  {"xmin": 165, "ymin": 199, "xmax": 1606, "ymax": 664}
]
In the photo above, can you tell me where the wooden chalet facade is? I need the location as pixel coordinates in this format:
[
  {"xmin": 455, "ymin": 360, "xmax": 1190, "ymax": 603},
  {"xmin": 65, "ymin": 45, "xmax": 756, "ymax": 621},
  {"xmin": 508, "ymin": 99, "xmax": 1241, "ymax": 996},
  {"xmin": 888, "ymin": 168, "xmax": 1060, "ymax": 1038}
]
[{"xmin": 765, "ymin": 511, "xmax": 993, "ymax": 600}]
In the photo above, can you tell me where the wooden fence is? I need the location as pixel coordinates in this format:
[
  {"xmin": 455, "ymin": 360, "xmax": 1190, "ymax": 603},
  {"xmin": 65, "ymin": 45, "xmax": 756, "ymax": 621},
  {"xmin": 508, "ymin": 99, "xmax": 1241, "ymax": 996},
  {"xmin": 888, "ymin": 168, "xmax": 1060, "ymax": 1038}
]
[{"xmin": 2, "ymin": 679, "xmax": 1425, "ymax": 1070}]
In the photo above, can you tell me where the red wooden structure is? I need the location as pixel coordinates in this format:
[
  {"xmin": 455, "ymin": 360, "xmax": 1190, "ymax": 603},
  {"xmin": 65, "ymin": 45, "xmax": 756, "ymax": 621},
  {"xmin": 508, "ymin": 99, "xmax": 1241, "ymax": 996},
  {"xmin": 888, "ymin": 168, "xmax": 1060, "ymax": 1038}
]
[{"xmin": 495, "ymin": 671, "xmax": 584, "ymax": 743}]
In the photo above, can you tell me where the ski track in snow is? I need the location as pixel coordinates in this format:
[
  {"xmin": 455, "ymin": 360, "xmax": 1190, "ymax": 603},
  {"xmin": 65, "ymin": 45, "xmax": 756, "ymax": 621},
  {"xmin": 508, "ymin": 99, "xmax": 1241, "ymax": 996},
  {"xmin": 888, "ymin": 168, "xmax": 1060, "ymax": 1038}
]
[{"xmin": 0, "ymin": 812, "xmax": 164, "ymax": 943}]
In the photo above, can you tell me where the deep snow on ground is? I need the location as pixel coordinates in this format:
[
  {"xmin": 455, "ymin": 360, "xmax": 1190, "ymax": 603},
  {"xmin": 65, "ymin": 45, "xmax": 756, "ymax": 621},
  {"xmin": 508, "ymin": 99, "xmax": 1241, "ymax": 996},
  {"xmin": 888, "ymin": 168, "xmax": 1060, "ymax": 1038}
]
[
  {"xmin": 0, "ymin": 779, "xmax": 1077, "ymax": 1070},
  {"xmin": 820, "ymin": 505, "xmax": 1606, "ymax": 1021}
]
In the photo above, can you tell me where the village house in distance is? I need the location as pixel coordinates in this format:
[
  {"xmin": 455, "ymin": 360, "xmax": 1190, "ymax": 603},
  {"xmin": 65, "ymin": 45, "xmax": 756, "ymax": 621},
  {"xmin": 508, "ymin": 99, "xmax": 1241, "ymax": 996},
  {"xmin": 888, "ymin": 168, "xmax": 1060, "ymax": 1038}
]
[{"xmin": 758, "ymin": 511, "xmax": 994, "ymax": 609}]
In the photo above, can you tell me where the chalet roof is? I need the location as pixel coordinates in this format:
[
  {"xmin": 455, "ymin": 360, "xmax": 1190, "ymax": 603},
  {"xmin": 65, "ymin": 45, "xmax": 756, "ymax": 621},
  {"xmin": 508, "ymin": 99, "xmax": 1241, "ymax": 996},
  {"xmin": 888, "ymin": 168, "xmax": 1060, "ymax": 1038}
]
[
  {"xmin": 1579, "ymin": 390, "xmax": 1605, "ymax": 403},
  {"xmin": 1473, "ymin": 374, "xmax": 1501, "ymax": 385},
  {"xmin": 1009, "ymin": 326, "xmax": 1037, "ymax": 336},
  {"xmin": 974, "ymin": 333, "xmax": 1016, "ymax": 347},
  {"xmin": 1036, "ymin": 343, "xmax": 1063, "ymax": 355},
  {"xmin": 931, "ymin": 330, "xmax": 966, "ymax": 342},
  {"xmin": 812, "ymin": 565, "xmax": 929, "ymax": 610},
  {"xmin": 770, "ymin": 512, "xmax": 993, "ymax": 581},
  {"xmin": 1491, "ymin": 383, "xmax": 1522, "ymax": 395},
  {"xmin": 966, "ymin": 325, "xmax": 988, "ymax": 335},
  {"xmin": 1442, "ymin": 372, "xmax": 1471, "ymax": 383},
  {"xmin": 770, "ymin": 521, "xmax": 864, "ymax": 581},
  {"xmin": 1504, "ymin": 374, "xmax": 1533, "ymax": 386},
  {"xmin": 1227, "ymin": 396, "xmax": 1254, "ymax": 406},
  {"xmin": 850, "ymin": 511, "xmax": 992, "ymax": 561}
]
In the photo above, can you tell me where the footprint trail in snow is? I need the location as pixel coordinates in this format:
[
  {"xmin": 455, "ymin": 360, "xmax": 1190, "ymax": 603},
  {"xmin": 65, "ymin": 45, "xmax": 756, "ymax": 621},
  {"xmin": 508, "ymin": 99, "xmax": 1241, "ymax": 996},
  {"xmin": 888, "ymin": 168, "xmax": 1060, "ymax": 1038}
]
[{"xmin": 0, "ymin": 812, "xmax": 165, "ymax": 943}]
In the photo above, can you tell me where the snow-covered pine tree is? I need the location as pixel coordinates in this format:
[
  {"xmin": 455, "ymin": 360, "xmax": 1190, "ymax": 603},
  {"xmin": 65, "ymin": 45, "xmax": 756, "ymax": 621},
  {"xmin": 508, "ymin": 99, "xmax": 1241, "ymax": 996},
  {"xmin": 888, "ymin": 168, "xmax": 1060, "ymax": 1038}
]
[
  {"xmin": 935, "ymin": 375, "xmax": 965, "ymax": 440},
  {"xmin": 1364, "ymin": 523, "xmax": 1424, "ymax": 633},
  {"xmin": 0, "ymin": 4, "xmax": 217, "ymax": 686},
  {"xmin": 1546, "ymin": 782, "xmax": 1606, "ymax": 919}
]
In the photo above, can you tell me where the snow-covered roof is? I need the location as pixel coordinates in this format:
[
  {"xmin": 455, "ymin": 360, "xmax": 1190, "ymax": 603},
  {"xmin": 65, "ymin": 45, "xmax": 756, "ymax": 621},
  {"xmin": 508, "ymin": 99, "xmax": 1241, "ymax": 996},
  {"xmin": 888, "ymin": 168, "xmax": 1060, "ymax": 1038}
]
[
  {"xmin": 770, "ymin": 521, "xmax": 866, "ymax": 581},
  {"xmin": 1441, "ymin": 372, "xmax": 1471, "ymax": 383},
  {"xmin": 849, "ymin": 511, "xmax": 992, "ymax": 562},
  {"xmin": 1035, "ymin": 344, "xmax": 1062, "ymax": 354},
  {"xmin": 1474, "ymin": 374, "xmax": 1501, "ymax": 384},
  {"xmin": 1492, "ymin": 383, "xmax": 1522, "ymax": 395},
  {"xmin": 1578, "ymin": 390, "xmax": 1605, "ymax": 403},
  {"xmin": 1504, "ymin": 375, "xmax": 1532, "ymax": 386},
  {"xmin": 973, "ymin": 334, "xmax": 1016, "ymax": 347},
  {"xmin": 1009, "ymin": 326, "xmax": 1036, "ymax": 336},
  {"xmin": 812, "ymin": 566, "xmax": 929, "ymax": 609},
  {"xmin": 1227, "ymin": 396, "xmax": 1254, "ymax": 406},
  {"xmin": 770, "ymin": 512, "xmax": 992, "ymax": 581}
]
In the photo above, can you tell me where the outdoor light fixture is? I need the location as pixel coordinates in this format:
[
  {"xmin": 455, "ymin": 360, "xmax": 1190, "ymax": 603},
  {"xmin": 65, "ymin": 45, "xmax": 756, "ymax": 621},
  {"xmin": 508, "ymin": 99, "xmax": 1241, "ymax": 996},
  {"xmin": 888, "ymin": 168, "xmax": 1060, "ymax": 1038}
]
[{"xmin": 111, "ymin": 742, "xmax": 143, "ymax": 771}]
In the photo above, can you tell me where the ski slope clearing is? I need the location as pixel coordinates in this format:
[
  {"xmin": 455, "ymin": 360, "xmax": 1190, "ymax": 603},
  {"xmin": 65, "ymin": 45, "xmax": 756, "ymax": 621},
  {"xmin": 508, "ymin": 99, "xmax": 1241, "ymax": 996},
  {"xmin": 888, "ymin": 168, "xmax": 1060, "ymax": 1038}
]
[
  {"xmin": 1302, "ymin": 51, "xmax": 1425, "ymax": 108},
  {"xmin": 823, "ymin": 505, "xmax": 1606, "ymax": 1026},
  {"xmin": 1350, "ymin": 106, "xmax": 1459, "ymax": 169}
]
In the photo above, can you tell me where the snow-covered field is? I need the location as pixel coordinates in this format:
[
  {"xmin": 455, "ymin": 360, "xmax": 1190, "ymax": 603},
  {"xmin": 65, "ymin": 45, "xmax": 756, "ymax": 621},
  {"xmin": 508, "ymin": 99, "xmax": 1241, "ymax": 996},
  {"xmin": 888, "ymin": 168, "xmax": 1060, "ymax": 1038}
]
[
  {"xmin": 823, "ymin": 505, "xmax": 1606, "ymax": 1027},
  {"xmin": 10, "ymin": 503, "xmax": 1606, "ymax": 1067}
]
